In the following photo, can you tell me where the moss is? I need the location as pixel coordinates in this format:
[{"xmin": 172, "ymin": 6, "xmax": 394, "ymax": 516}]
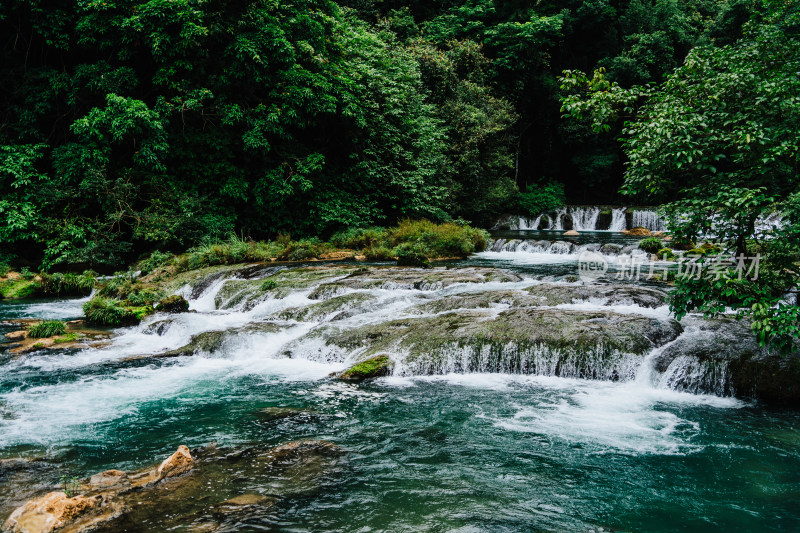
[
  {"xmin": 337, "ymin": 355, "xmax": 394, "ymax": 381},
  {"xmin": 0, "ymin": 278, "xmax": 39, "ymax": 299},
  {"xmin": 685, "ymin": 247, "xmax": 707, "ymax": 256}
]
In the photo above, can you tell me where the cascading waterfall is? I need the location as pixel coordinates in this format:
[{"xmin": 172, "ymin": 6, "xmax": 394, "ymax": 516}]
[
  {"xmin": 569, "ymin": 206, "xmax": 600, "ymax": 231},
  {"xmin": 631, "ymin": 209, "xmax": 666, "ymax": 232}
]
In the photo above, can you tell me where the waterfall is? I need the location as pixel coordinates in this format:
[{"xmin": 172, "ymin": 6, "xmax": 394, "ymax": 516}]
[
  {"xmin": 518, "ymin": 215, "xmax": 542, "ymax": 230},
  {"xmin": 609, "ymin": 208, "xmax": 627, "ymax": 231},
  {"xmin": 569, "ymin": 207, "xmax": 600, "ymax": 231},
  {"xmin": 632, "ymin": 210, "xmax": 666, "ymax": 232}
]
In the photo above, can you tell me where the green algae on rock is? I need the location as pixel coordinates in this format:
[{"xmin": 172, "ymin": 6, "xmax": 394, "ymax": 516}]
[{"xmin": 336, "ymin": 355, "xmax": 395, "ymax": 381}]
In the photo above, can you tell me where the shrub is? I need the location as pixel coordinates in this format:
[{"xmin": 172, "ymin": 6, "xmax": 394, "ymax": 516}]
[
  {"xmin": 0, "ymin": 263, "xmax": 10, "ymax": 277},
  {"xmin": 518, "ymin": 181, "xmax": 566, "ymax": 217},
  {"xmin": 27, "ymin": 320, "xmax": 66, "ymax": 338},
  {"xmin": 261, "ymin": 279, "xmax": 278, "ymax": 291},
  {"xmin": 685, "ymin": 248, "xmax": 707, "ymax": 256},
  {"xmin": 138, "ymin": 251, "xmax": 173, "ymax": 275},
  {"xmin": 20, "ymin": 267, "xmax": 34, "ymax": 280},
  {"xmin": 279, "ymin": 238, "xmax": 325, "ymax": 261},
  {"xmin": 38, "ymin": 272, "xmax": 95, "ymax": 297},
  {"xmin": 386, "ymin": 219, "xmax": 489, "ymax": 259},
  {"xmin": 83, "ymin": 297, "xmax": 142, "ymax": 327},
  {"xmin": 362, "ymin": 246, "xmax": 395, "ymax": 261},
  {"xmin": 155, "ymin": 295, "xmax": 190, "ymax": 313},
  {"xmin": 395, "ymin": 243, "xmax": 430, "ymax": 268},
  {"xmin": 330, "ymin": 227, "xmax": 388, "ymax": 249},
  {"xmin": 638, "ymin": 237, "xmax": 663, "ymax": 254}
]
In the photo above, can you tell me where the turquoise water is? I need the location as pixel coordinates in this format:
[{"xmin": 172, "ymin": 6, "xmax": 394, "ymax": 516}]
[{"xmin": 2, "ymin": 258, "xmax": 800, "ymax": 531}]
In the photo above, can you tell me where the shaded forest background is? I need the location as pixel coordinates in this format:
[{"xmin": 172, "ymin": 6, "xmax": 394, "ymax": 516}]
[{"xmin": 0, "ymin": 0, "xmax": 766, "ymax": 268}]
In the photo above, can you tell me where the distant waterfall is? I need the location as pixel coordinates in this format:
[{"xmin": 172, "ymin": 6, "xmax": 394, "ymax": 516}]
[{"xmin": 631, "ymin": 210, "xmax": 666, "ymax": 232}]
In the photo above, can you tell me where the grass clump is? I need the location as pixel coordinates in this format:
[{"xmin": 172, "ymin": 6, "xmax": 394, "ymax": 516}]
[
  {"xmin": 83, "ymin": 297, "xmax": 148, "ymax": 327},
  {"xmin": 38, "ymin": 271, "xmax": 96, "ymax": 297},
  {"xmin": 54, "ymin": 332, "xmax": 80, "ymax": 344},
  {"xmin": 638, "ymin": 237, "xmax": 663, "ymax": 254},
  {"xmin": 27, "ymin": 320, "xmax": 67, "ymax": 338},
  {"xmin": 261, "ymin": 279, "xmax": 278, "ymax": 291}
]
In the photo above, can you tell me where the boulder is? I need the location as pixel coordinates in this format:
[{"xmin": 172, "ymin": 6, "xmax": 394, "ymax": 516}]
[
  {"xmin": 564, "ymin": 230, "xmax": 580, "ymax": 236},
  {"xmin": 154, "ymin": 295, "xmax": 190, "ymax": 313},
  {"xmin": 157, "ymin": 445, "xmax": 194, "ymax": 479},
  {"xmin": 3, "ymin": 492, "xmax": 100, "ymax": 533},
  {"xmin": 87, "ymin": 469, "xmax": 129, "ymax": 491},
  {"xmin": 599, "ymin": 243, "xmax": 623, "ymax": 255},
  {"xmin": 623, "ymin": 227, "xmax": 652, "ymax": 236}
]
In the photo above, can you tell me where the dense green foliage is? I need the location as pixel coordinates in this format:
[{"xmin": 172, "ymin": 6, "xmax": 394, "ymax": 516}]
[
  {"xmin": 518, "ymin": 182, "xmax": 566, "ymax": 218},
  {"xmin": 27, "ymin": 320, "xmax": 67, "ymax": 338},
  {"xmin": 562, "ymin": 1, "xmax": 800, "ymax": 350},
  {"xmin": 0, "ymin": 0, "xmax": 752, "ymax": 269}
]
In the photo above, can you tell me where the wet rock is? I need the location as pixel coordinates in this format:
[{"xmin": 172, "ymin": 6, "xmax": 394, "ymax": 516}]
[
  {"xmin": 652, "ymin": 318, "xmax": 800, "ymax": 404},
  {"xmin": 142, "ymin": 319, "xmax": 172, "ymax": 336},
  {"xmin": 277, "ymin": 292, "xmax": 375, "ymax": 322},
  {"xmin": 599, "ymin": 243, "xmax": 623, "ymax": 255},
  {"xmin": 308, "ymin": 266, "xmax": 523, "ymax": 300},
  {"xmin": 524, "ymin": 283, "xmax": 668, "ymax": 308},
  {"xmin": 335, "ymin": 355, "xmax": 394, "ymax": 381},
  {"xmin": 623, "ymin": 227, "xmax": 652, "ymax": 236},
  {"xmin": 87, "ymin": 470, "xmax": 129, "ymax": 491},
  {"xmin": 157, "ymin": 445, "xmax": 194, "ymax": 479},
  {"xmin": 156, "ymin": 323, "xmax": 285, "ymax": 358},
  {"xmin": 255, "ymin": 407, "xmax": 317, "ymax": 423},
  {"xmin": 323, "ymin": 308, "xmax": 682, "ymax": 379},
  {"xmin": 3, "ymin": 492, "xmax": 100, "ymax": 533},
  {"xmin": 564, "ymin": 230, "xmax": 580, "ymax": 236}
]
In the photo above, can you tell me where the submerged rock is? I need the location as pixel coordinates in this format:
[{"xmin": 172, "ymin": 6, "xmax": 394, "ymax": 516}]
[
  {"xmin": 3, "ymin": 492, "xmax": 101, "ymax": 533},
  {"xmin": 2, "ymin": 441, "xmax": 345, "ymax": 533}
]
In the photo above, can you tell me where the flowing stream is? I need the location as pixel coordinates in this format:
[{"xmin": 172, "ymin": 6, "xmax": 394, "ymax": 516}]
[{"xmin": 1, "ymin": 249, "xmax": 799, "ymax": 532}]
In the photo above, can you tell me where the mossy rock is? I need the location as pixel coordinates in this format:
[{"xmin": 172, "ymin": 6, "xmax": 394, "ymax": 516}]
[
  {"xmin": 157, "ymin": 323, "xmax": 285, "ymax": 358},
  {"xmin": 322, "ymin": 308, "xmax": 682, "ymax": 378},
  {"xmin": 155, "ymin": 295, "xmax": 190, "ymax": 313},
  {"xmin": 336, "ymin": 355, "xmax": 394, "ymax": 381},
  {"xmin": 656, "ymin": 248, "xmax": 675, "ymax": 260},
  {"xmin": 278, "ymin": 292, "xmax": 375, "ymax": 322}
]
